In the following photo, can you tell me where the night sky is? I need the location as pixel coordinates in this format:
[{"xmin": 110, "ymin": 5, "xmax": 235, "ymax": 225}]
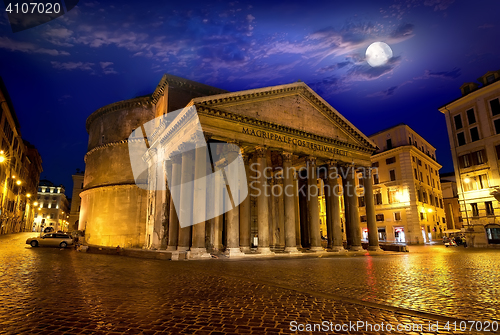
[{"xmin": 1, "ymin": 0, "xmax": 499, "ymax": 195}]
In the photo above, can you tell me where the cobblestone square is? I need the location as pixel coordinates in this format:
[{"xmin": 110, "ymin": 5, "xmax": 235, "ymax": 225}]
[{"xmin": 1, "ymin": 233, "xmax": 499, "ymax": 334}]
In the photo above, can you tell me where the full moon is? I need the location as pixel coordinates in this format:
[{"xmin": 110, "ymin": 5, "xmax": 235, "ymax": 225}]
[{"xmin": 365, "ymin": 42, "xmax": 393, "ymax": 67}]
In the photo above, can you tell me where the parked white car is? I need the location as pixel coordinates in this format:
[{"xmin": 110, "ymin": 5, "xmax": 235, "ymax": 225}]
[{"xmin": 26, "ymin": 233, "xmax": 74, "ymax": 248}]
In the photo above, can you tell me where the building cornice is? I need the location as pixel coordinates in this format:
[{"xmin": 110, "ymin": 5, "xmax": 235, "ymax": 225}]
[
  {"xmin": 193, "ymin": 84, "xmax": 377, "ymax": 151},
  {"xmin": 439, "ymin": 80, "xmax": 500, "ymax": 112},
  {"xmin": 84, "ymin": 138, "xmax": 143, "ymax": 162},
  {"xmin": 86, "ymin": 97, "xmax": 152, "ymax": 132},
  {"xmin": 195, "ymin": 105, "xmax": 374, "ymax": 154}
]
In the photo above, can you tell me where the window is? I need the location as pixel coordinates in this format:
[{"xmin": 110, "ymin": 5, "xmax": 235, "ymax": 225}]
[
  {"xmin": 457, "ymin": 132, "xmax": 466, "ymax": 146},
  {"xmin": 389, "ymin": 170, "xmax": 396, "ymax": 181},
  {"xmin": 466, "ymin": 108, "xmax": 476, "ymax": 125},
  {"xmin": 412, "ymin": 156, "xmax": 415, "ymax": 162},
  {"xmin": 496, "ymin": 145, "xmax": 500, "ymax": 160},
  {"xmin": 486, "ymin": 201, "xmax": 494, "ymax": 216},
  {"xmin": 409, "ymin": 137, "xmax": 412, "ymax": 145},
  {"xmin": 478, "ymin": 174, "xmax": 489, "ymax": 189},
  {"xmin": 414, "ymin": 168, "xmax": 418, "ymax": 180},
  {"xmin": 376, "ymin": 214, "xmax": 384, "ymax": 221},
  {"xmin": 417, "ymin": 189, "xmax": 422, "ymax": 202},
  {"xmin": 374, "ymin": 193, "xmax": 382, "ymax": 205},
  {"xmin": 372, "ymin": 161, "xmax": 379, "ymax": 168},
  {"xmin": 360, "ymin": 215, "xmax": 367, "ymax": 222},
  {"xmin": 358, "ymin": 196, "xmax": 365, "ymax": 208},
  {"xmin": 435, "ymin": 197, "xmax": 438, "ymax": 207},
  {"xmin": 50, "ymin": 213, "xmax": 55, "ymax": 219},
  {"xmin": 470, "ymin": 127, "xmax": 479, "ymax": 142},
  {"xmin": 494, "ymin": 119, "xmax": 500, "ymax": 134},
  {"xmin": 439, "ymin": 198, "xmax": 443, "ymax": 208},
  {"xmin": 373, "ymin": 173, "xmax": 379, "ymax": 184},
  {"xmin": 427, "ymin": 175, "xmax": 430, "ymax": 185},
  {"xmin": 490, "ymin": 98, "xmax": 500, "ymax": 116},
  {"xmin": 419, "ymin": 172, "xmax": 423, "ymax": 182},
  {"xmin": 388, "ymin": 190, "xmax": 397, "ymax": 204},
  {"xmin": 394, "ymin": 212, "xmax": 401, "ymax": 221},
  {"xmin": 475, "ymin": 150, "xmax": 485, "ymax": 165},
  {"xmin": 386, "ymin": 139, "xmax": 393, "ymax": 150},
  {"xmin": 417, "ymin": 159, "xmax": 422, "ymax": 166},
  {"xmin": 422, "ymin": 191, "xmax": 428, "ymax": 204},
  {"xmin": 420, "ymin": 212, "xmax": 425, "ymax": 220},
  {"xmin": 442, "ymin": 217, "xmax": 446, "ymax": 223},
  {"xmin": 454, "ymin": 114, "xmax": 463, "ymax": 130},
  {"xmin": 471, "ymin": 203, "xmax": 479, "ymax": 217},
  {"xmin": 487, "ymin": 74, "xmax": 495, "ymax": 84},
  {"xmin": 386, "ymin": 157, "xmax": 396, "ymax": 165}
]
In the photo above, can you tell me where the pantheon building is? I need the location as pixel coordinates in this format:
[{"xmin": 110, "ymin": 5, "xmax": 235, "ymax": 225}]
[{"xmin": 80, "ymin": 74, "xmax": 382, "ymax": 257}]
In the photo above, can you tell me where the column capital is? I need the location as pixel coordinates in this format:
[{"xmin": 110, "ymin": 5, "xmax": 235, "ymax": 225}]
[
  {"xmin": 305, "ymin": 155, "xmax": 317, "ymax": 166},
  {"xmin": 281, "ymin": 151, "xmax": 294, "ymax": 162},
  {"xmin": 169, "ymin": 151, "xmax": 182, "ymax": 164},
  {"xmin": 274, "ymin": 177, "xmax": 284, "ymax": 185},
  {"xmin": 327, "ymin": 159, "xmax": 338, "ymax": 167},
  {"xmin": 179, "ymin": 142, "xmax": 196, "ymax": 153},
  {"xmin": 203, "ymin": 131, "xmax": 213, "ymax": 142},
  {"xmin": 255, "ymin": 146, "xmax": 267, "ymax": 158},
  {"xmin": 223, "ymin": 141, "xmax": 240, "ymax": 154}
]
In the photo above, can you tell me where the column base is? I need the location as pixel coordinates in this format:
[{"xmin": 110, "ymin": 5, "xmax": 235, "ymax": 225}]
[
  {"xmin": 257, "ymin": 247, "xmax": 273, "ymax": 255},
  {"xmin": 284, "ymin": 246, "xmax": 301, "ymax": 254},
  {"xmin": 188, "ymin": 248, "xmax": 212, "ymax": 259},
  {"xmin": 240, "ymin": 246, "xmax": 251, "ymax": 253},
  {"xmin": 170, "ymin": 251, "xmax": 188, "ymax": 261},
  {"xmin": 309, "ymin": 246, "xmax": 324, "ymax": 252},
  {"xmin": 349, "ymin": 246, "xmax": 364, "ymax": 252},
  {"xmin": 225, "ymin": 247, "xmax": 246, "ymax": 258},
  {"xmin": 166, "ymin": 245, "xmax": 177, "ymax": 251},
  {"xmin": 329, "ymin": 246, "xmax": 347, "ymax": 252},
  {"xmin": 367, "ymin": 246, "xmax": 384, "ymax": 252},
  {"xmin": 177, "ymin": 246, "xmax": 190, "ymax": 252}
]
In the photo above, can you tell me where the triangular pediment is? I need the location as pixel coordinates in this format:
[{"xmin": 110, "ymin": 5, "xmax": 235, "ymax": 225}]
[{"xmin": 192, "ymin": 82, "xmax": 377, "ymax": 152}]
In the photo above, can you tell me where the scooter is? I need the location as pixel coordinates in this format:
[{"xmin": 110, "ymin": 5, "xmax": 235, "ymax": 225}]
[{"xmin": 444, "ymin": 238, "xmax": 457, "ymax": 247}]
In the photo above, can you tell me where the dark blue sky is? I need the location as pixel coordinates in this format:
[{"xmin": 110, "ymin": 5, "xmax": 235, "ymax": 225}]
[{"xmin": 1, "ymin": 0, "xmax": 499, "ymax": 195}]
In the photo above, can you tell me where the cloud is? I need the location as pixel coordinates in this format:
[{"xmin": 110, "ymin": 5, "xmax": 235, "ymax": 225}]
[
  {"xmin": 51, "ymin": 61, "xmax": 94, "ymax": 71},
  {"xmin": 424, "ymin": 0, "xmax": 455, "ymax": 11},
  {"xmin": 414, "ymin": 67, "xmax": 461, "ymax": 80},
  {"xmin": 99, "ymin": 61, "xmax": 118, "ymax": 74},
  {"xmin": 390, "ymin": 23, "xmax": 414, "ymax": 40},
  {"xmin": 478, "ymin": 24, "xmax": 494, "ymax": 29},
  {"xmin": 367, "ymin": 86, "xmax": 399, "ymax": 99},
  {"xmin": 347, "ymin": 56, "xmax": 402, "ymax": 81},
  {"xmin": 43, "ymin": 27, "xmax": 74, "ymax": 46},
  {"xmin": 0, "ymin": 37, "xmax": 69, "ymax": 56}
]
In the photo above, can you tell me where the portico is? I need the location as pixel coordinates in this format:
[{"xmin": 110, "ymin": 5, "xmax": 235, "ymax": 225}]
[{"xmin": 145, "ymin": 80, "xmax": 381, "ymax": 257}]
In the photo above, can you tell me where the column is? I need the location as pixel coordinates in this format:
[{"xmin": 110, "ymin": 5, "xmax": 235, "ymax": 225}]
[
  {"xmin": 282, "ymin": 152, "xmax": 299, "ymax": 253},
  {"xmin": 177, "ymin": 146, "xmax": 194, "ymax": 251},
  {"xmin": 225, "ymin": 142, "xmax": 244, "ymax": 257},
  {"xmin": 255, "ymin": 146, "xmax": 272, "ymax": 254},
  {"xmin": 327, "ymin": 162, "xmax": 345, "ymax": 251},
  {"xmin": 190, "ymin": 135, "xmax": 210, "ymax": 256},
  {"xmin": 167, "ymin": 153, "xmax": 181, "ymax": 251},
  {"xmin": 363, "ymin": 167, "xmax": 382, "ymax": 251},
  {"xmin": 306, "ymin": 156, "xmax": 323, "ymax": 251},
  {"xmin": 345, "ymin": 166, "xmax": 362, "ymax": 251},
  {"xmin": 239, "ymin": 153, "xmax": 251, "ymax": 252}
]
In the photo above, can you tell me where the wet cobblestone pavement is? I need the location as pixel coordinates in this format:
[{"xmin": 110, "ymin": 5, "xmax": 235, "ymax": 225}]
[{"xmin": 1, "ymin": 233, "xmax": 499, "ymax": 334}]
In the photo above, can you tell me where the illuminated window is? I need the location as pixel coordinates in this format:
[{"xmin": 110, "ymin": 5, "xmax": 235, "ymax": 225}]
[{"xmin": 388, "ymin": 190, "xmax": 397, "ymax": 204}]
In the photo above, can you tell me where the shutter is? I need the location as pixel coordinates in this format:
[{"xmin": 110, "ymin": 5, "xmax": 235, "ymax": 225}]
[
  {"xmin": 470, "ymin": 152, "xmax": 478, "ymax": 166},
  {"xmin": 458, "ymin": 155, "xmax": 465, "ymax": 168},
  {"xmin": 482, "ymin": 149, "xmax": 488, "ymax": 163}
]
